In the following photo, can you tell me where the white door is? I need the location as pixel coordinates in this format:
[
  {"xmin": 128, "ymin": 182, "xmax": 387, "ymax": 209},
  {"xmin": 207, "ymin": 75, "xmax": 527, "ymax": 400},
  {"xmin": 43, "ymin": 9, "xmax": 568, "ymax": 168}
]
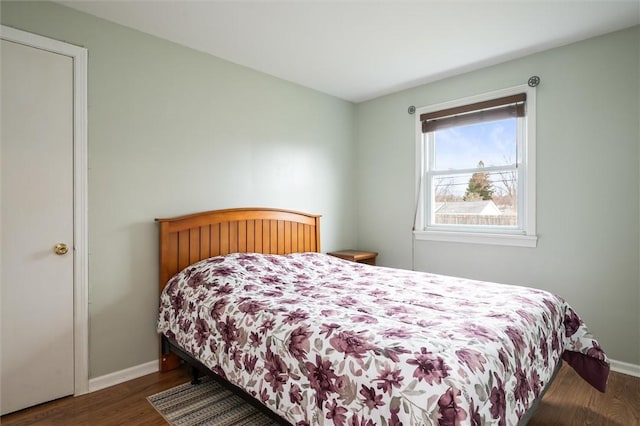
[{"xmin": 1, "ymin": 38, "xmax": 75, "ymax": 415}]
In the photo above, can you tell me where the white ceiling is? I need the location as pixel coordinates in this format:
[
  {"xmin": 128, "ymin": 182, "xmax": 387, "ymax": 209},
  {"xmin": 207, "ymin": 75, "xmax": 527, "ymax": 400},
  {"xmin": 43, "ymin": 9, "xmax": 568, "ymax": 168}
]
[{"xmin": 59, "ymin": 1, "xmax": 640, "ymax": 103}]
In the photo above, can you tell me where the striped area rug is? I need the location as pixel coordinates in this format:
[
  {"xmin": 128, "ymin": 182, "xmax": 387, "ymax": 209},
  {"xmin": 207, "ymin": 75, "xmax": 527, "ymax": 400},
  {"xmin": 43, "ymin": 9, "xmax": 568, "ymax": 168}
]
[{"xmin": 147, "ymin": 376, "xmax": 286, "ymax": 426}]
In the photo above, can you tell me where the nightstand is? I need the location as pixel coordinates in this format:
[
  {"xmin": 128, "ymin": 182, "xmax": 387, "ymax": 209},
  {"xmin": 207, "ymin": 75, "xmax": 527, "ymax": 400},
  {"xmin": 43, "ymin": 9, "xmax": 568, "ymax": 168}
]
[{"xmin": 327, "ymin": 250, "xmax": 378, "ymax": 266}]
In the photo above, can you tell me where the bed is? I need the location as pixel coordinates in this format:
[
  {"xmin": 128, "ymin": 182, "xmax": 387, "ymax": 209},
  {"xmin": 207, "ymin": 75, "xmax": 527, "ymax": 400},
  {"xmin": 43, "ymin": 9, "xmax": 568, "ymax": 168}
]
[{"xmin": 155, "ymin": 207, "xmax": 609, "ymax": 426}]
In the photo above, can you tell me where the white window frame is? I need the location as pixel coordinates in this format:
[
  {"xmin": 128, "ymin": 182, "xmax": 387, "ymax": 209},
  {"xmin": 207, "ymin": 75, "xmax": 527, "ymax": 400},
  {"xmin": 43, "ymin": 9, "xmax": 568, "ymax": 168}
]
[{"xmin": 414, "ymin": 84, "xmax": 537, "ymax": 247}]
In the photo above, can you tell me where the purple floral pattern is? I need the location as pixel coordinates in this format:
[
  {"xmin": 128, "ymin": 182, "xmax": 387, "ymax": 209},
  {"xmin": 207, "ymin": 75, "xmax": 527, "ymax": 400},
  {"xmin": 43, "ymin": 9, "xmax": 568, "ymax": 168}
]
[{"xmin": 158, "ymin": 252, "xmax": 609, "ymax": 425}]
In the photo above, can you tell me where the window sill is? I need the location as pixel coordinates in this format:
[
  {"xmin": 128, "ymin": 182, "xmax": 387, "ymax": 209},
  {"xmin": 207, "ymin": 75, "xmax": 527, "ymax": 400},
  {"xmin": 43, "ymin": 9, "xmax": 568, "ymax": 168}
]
[{"xmin": 414, "ymin": 230, "xmax": 538, "ymax": 247}]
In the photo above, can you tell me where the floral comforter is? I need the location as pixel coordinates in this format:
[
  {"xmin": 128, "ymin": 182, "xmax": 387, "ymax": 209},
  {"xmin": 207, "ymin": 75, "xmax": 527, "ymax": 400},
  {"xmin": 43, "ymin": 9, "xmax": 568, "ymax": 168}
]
[{"xmin": 157, "ymin": 252, "xmax": 609, "ymax": 426}]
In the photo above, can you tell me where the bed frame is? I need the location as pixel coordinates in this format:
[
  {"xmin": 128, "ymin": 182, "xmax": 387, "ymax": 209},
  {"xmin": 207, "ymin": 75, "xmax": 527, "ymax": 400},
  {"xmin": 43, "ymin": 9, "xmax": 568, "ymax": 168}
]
[
  {"xmin": 154, "ymin": 207, "xmax": 561, "ymax": 424},
  {"xmin": 155, "ymin": 207, "xmax": 321, "ymax": 372}
]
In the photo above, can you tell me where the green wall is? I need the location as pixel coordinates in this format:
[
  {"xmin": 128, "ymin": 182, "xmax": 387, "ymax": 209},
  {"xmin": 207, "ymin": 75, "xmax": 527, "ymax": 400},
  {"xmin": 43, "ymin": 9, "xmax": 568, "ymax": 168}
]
[
  {"xmin": 355, "ymin": 26, "xmax": 640, "ymax": 365},
  {"xmin": 1, "ymin": 1, "xmax": 357, "ymax": 378}
]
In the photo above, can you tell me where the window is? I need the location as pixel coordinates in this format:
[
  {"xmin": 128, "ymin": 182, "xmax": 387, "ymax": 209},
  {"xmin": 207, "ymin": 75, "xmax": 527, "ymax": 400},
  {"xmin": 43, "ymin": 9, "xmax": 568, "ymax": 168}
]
[{"xmin": 414, "ymin": 85, "xmax": 537, "ymax": 247}]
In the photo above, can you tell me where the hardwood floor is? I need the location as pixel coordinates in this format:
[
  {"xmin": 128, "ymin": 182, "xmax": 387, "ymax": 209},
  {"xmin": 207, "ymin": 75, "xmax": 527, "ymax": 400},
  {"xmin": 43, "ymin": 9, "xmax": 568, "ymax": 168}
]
[
  {"xmin": 529, "ymin": 365, "xmax": 639, "ymax": 426},
  {"xmin": 0, "ymin": 367, "xmax": 190, "ymax": 426},
  {"xmin": 2, "ymin": 364, "xmax": 638, "ymax": 425}
]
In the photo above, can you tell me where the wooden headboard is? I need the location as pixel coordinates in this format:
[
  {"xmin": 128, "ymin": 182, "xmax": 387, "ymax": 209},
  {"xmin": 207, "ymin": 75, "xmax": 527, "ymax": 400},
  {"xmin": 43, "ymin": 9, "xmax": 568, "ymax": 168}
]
[
  {"xmin": 155, "ymin": 207, "xmax": 321, "ymax": 371},
  {"xmin": 155, "ymin": 207, "xmax": 321, "ymax": 294}
]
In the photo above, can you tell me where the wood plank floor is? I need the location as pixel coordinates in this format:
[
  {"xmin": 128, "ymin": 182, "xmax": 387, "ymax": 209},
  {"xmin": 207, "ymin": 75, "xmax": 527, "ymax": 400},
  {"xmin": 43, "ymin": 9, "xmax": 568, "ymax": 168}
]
[
  {"xmin": 529, "ymin": 364, "xmax": 639, "ymax": 426},
  {"xmin": 2, "ymin": 364, "xmax": 638, "ymax": 425}
]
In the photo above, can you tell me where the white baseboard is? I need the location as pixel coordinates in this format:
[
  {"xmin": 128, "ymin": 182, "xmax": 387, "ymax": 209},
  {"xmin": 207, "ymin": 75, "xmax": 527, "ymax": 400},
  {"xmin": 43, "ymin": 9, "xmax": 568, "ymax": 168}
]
[
  {"xmin": 88, "ymin": 360, "xmax": 159, "ymax": 393},
  {"xmin": 609, "ymin": 358, "xmax": 640, "ymax": 378}
]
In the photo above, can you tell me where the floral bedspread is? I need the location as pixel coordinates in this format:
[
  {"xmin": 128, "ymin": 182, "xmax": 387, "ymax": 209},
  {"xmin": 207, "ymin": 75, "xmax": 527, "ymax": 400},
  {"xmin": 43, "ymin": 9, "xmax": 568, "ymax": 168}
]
[{"xmin": 157, "ymin": 252, "xmax": 609, "ymax": 426}]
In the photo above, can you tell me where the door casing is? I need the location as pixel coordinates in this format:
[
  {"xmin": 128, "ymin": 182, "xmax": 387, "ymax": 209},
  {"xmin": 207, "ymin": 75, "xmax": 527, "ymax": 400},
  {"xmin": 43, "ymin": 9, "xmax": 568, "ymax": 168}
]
[{"xmin": 0, "ymin": 25, "xmax": 89, "ymax": 396}]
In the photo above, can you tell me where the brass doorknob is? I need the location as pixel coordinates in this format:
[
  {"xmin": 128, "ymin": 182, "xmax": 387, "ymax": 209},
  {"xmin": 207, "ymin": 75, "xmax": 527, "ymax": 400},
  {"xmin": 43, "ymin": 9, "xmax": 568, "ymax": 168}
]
[{"xmin": 54, "ymin": 243, "xmax": 69, "ymax": 255}]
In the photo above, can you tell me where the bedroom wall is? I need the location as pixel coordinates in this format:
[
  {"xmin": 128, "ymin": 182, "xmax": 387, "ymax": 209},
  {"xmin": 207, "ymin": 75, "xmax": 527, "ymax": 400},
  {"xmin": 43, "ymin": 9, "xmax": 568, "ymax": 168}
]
[
  {"xmin": 1, "ymin": 1, "xmax": 357, "ymax": 378},
  {"xmin": 355, "ymin": 26, "xmax": 640, "ymax": 366}
]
